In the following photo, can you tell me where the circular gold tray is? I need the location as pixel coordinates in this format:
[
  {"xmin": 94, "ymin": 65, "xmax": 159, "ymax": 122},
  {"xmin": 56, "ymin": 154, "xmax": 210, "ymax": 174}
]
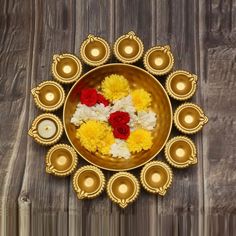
[
  {"xmin": 63, "ymin": 63, "xmax": 173, "ymax": 171},
  {"xmin": 28, "ymin": 32, "xmax": 208, "ymax": 208}
]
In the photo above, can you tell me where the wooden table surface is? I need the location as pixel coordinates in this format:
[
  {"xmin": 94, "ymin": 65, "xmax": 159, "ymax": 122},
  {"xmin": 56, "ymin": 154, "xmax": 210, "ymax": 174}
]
[{"xmin": 0, "ymin": 0, "xmax": 235, "ymax": 235}]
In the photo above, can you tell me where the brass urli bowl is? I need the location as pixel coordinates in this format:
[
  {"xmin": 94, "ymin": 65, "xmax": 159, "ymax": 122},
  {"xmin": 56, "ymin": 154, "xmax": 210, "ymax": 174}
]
[{"xmin": 63, "ymin": 63, "xmax": 173, "ymax": 171}]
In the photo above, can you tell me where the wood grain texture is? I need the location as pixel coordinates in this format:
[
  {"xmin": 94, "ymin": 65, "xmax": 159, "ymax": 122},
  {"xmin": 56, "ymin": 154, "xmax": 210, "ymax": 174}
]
[{"xmin": 0, "ymin": 0, "xmax": 235, "ymax": 235}]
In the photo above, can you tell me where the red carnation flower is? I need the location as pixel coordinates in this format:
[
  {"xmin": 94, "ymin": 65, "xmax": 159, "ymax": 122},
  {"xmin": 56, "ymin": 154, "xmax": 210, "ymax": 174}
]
[
  {"xmin": 97, "ymin": 94, "xmax": 109, "ymax": 107},
  {"xmin": 113, "ymin": 124, "xmax": 130, "ymax": 140},
  {"xmin": 108, "ymin": 111, "xmax": 130, "ymax": 127},
  {"xmin": 80, "ymin": 88, "xmax": 98, "ymax": 107}
]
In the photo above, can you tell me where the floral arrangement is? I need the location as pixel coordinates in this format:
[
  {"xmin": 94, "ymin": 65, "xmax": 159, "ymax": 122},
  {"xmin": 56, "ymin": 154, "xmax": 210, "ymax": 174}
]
[{"xmin": 71, "ymin": 74, "xmax": 157, "ymax": 159}]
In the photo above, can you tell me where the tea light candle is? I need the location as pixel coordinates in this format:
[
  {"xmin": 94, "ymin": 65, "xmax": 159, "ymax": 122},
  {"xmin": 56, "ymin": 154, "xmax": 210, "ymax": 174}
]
[
  {"xmin": 118, "ymin": 184, "xmax": 128, "ymax": 194},
  {"xmin": 28, "ymin": 113, "xmax": 63, "ymax": 146},
  {"xmin": 37, "ymin": 119, "xmax": 57, "ymax": 139},
  {"xmin": 45, "ymin": 92, "xmax": 55, "ymax": 102},
  {"xmin": 62, "ymin": 65, "xmax": 72, "ymax": 74}
]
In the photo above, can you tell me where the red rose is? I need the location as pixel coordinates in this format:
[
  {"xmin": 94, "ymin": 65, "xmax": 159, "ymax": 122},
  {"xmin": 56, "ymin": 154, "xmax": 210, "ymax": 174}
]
[
  {"xmin": 113, "ymin": 124, "xmax": 130, "ymax": 140},
  {"xmin": 108, "ymin": 111, "xmax": 130, "ymax": 127},
  {"xmin": 80, "ymin": 88, "xmax": 98, "ymax": 107},
  {"xmin": 97, "ymin": 94, "xmax": 109, "ymax": 107}
]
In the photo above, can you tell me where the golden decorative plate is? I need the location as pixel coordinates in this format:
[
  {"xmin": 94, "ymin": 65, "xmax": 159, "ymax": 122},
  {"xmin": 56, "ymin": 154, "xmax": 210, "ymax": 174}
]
[
  {"xmin": 63, "ymin": 63, "xmax": 173, "ymax": 171},
  {"xmin": 28, "ymin": 32, "xmax": 208, "ymax": 208}
]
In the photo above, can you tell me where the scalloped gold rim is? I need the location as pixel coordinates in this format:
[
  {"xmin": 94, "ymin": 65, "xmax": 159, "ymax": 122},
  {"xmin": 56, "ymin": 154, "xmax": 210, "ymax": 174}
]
[
  {"xmin": 174, "ymin": 103, "xmax": 208, "ymax": 134},
  {"xmin": 28, "ymin": 113, "xmax": 63, "ymax": 146},
  {"xmin": 80, "ymin": 34, "xmax": 111, "ymax": 67},
  {"xmin": 143, "ymin": 45, "xmax": 174, "ymax": 75},
  {"xmin": 31, "ymin": 81, "xmax": 65, "ymax": 112},
  {"xmin": 73, "ymin": 165, "xmax": 105, "ymax": 199},
  {"xmin": 51, "ymin": 53, "xmax": 82, "ymax": 84},
  {"xmin": 107, "ymin": 172, "xmax": 140, "ymax": 208},
  {"xmin": 164, "ymin": 136, "xmax": 197, "ymax": 168},
  {"xmin": 45, "ymin": 144, "xmax": 78, "ymax": 176},
  {"xmin": 165, "ymin": 70, "xmax": 198, "ymax": 101},
  {"xmin": 113, "ymin": 31, "xmax": 144, "ymax": 64},
  {"xmin": 140, "ymin": 161, "xmax": 173, "ymax": 195}
]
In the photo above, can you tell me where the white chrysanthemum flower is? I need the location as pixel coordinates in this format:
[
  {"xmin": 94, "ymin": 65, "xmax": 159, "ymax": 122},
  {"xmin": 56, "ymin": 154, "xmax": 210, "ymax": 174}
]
[
  {"xmin": 111, "ymin": 95, "xmax": 136, "ymax": 114},
  {"xmin": 129, "ymin": 113, "xmax": 138, "ymax": 128},
  {"xmin": 137, "ymin": 111, "xmax": 157, "ymax": 130},
  {"xmin": 71, "ymin": 104, "xmax": 111, "ymax": 126},
  {"xmin": 110, "ymin": 139, "xmax": 131, "ymax": 159}
]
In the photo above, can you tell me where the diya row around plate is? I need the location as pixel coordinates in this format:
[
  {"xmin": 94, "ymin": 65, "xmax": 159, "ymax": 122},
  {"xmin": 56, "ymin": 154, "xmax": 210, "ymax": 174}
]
[{"xmin": 28, "ymin": 31, "xmax": 208, "ymax": 208}]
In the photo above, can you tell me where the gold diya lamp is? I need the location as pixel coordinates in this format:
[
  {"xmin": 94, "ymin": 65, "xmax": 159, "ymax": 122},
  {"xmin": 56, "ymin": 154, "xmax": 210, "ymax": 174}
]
[
  {"xmin": 107, "ymin": 172, "xmax": 140, "ymax": 208},
  {"xmin": 31, "ymin": 81, "xmax": 65, "ymax": 112},
  {"xmin": 80, "ymin": 34, "xmax": 110, "ymax": 66},
  {"xmin": 165, "ymin": 136, "xmax": 197, "ymax": 168},
  {"xmin": 28, "ymin": 113, "xmax": 63, "ymax": 146},
  {"xmin": 73, "ymin": 165, "xmax": 105, "ymax": 199},
  {"xmin": 140, "ymin": 161, "xmax": 172, "ymax": 196},
  {"xmin": 52, "ymin": 54, "xmax": 82, "ymax": 84},
  {"xmin": 46, "ymin": 144, "xmax": 78, "ymax": 176},
  {"xmin": 174, "ymin": 103, "xmax": 208, "ymax": 134},
  {"xmin": 144, "ymin": 45, "xmax": 174, "ymax": 75},
  {"xmin": 166, "ymin": 70, "xmax": 198, "ymax": 100},
  {"xmin": 113, "ymin": 31, "xmax": 144, "ymax": 64}
]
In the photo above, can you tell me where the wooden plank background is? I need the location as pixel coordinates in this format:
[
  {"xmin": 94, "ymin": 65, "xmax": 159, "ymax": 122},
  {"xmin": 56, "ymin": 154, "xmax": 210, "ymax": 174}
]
[{"xmin": 0, "ymin": 0, "xmax": 235, "ymax": 235}]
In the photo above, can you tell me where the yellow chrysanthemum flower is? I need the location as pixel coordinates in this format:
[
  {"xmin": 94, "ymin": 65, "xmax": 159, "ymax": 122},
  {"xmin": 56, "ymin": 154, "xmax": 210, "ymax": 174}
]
[
  {"xmin": 76, "ymin": 120, "xmax": 114, "ymax": 154},
  {"xmin": 101, "ymin": 74, "xmax": 130, "ymax": 101},
  {"xmin": 97, "ymin": 131, "xmax": 115, "ymax": 155},
  {"xmin": 131, "ymin": 89, "xmax": 152, "ymax": 111},
  {"xmin": 127, "ymin": 128, "xmax": 153, "ymax": 153}
]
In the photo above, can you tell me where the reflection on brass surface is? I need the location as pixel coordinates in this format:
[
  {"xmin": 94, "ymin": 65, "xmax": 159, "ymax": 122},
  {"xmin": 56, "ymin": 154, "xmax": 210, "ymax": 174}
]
[
  {"xmin": 165, "ymin": 136, "xmax": 197, "ymax": 168},
  {"xmin": 107, "ymin": 172, "xmax": 140, "ymax": 208},
  {"xmin": 31, "ymin": 81, "xmax": 65, "ymax": 112},
  {"xmin": 144, "ymin": 45, "xmax": 174, "ymax": 75},
  {"xmin": 46, "ymin": 144, "xmax": 78, "ymax": 176},
  {"xmin": 73, "ymin": 165, "xmax": 105, "ymax": 199},
  {"xmin": 63, "ymin": 63, "xmax": 173, "ymax": 171},
  {"xmin": 140, "ymin": 161, "xmax": 172, "ymax": 196},
  {"xmin": 80, "ymin": 34, "xmax": 110, "ymax": 66},
  {"xmin": 28, "ymin": 113, "xmax": 63, "ymax": 146},
  {"xmin": 174, "ymin": 103, "xmax": 208, "ymax": 134},
  {"xmin": 114, "ymin": 31, "xmax": 144, "ymax": 64},
  {"xmin": 52, "ymin": 54, "xmax": 82, "ymax": 84},
  {"xmin": 166, "ymin": 70, "xmax": 197, "ymax": 100}
]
